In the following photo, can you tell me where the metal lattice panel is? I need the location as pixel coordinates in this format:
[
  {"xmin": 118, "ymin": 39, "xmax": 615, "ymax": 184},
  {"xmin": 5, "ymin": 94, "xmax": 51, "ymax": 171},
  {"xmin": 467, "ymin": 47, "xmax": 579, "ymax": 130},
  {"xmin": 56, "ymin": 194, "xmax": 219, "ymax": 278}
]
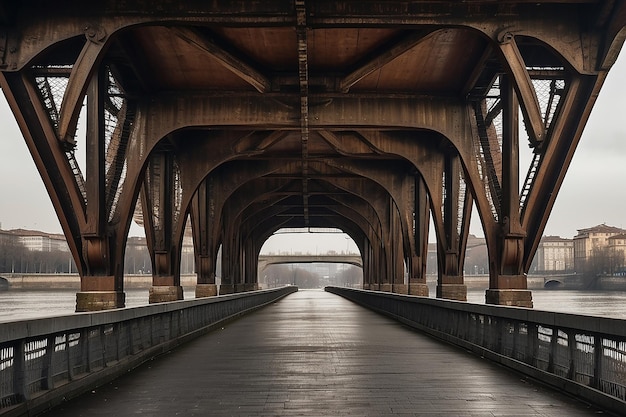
[{"xmin": 104, "ymin": 68, "xmax": 132, "ymax": 222}]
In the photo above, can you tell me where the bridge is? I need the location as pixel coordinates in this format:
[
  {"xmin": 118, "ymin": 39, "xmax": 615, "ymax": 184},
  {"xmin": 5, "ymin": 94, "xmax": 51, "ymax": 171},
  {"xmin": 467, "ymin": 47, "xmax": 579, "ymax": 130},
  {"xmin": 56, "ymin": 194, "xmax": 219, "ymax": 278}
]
[
  {"xmin": 1, "ymin": 1, "xmax": 625, "ymax": 310},
  {"xmin": 1, "ymin": 1, "xmax": 626, "ymax": 416},
  {"xmin": 258, "ymin": 253, "xmax": 363, "ymax": 272}
]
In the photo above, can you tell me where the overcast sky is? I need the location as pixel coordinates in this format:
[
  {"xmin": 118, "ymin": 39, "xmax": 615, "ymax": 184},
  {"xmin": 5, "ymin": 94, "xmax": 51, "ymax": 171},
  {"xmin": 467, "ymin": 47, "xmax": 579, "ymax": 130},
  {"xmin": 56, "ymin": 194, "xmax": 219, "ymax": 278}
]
[{"xmin": 1, "ymin": 49, "xmax": 625, "ymax": 254}]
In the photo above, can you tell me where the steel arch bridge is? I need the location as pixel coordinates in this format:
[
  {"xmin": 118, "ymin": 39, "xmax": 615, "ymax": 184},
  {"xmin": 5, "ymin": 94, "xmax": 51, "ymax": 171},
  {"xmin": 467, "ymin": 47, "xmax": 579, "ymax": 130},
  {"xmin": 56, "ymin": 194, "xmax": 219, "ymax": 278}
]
[
  {"xmin": 258, "ymin": 254, "xmax": 363, "ymax": 273},
  {"xmin": 0, "ymin": 1, "xmax": 624, "ymax": 310}
]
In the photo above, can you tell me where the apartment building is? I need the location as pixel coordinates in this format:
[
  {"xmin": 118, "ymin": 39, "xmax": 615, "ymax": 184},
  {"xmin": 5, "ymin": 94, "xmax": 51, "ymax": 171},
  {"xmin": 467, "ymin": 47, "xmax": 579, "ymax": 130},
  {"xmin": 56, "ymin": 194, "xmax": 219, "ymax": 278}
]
[
  {"xmin": 573, "ymin": 224, "xmax": 626, "ymax": 271},
  {"xmin": 533, "ymin": 235, "xmax": 574, "ymax": 273}
]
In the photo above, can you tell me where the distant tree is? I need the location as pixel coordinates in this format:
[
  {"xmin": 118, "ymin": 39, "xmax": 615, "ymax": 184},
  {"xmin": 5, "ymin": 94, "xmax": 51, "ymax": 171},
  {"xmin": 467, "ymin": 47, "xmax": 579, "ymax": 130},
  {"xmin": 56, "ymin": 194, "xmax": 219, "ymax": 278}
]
[
  {"xmin": 124, "ymin": 244, "xmax": 151, "ymax": 274},
  {"xmin": 0, "ymin": 239, "xmax": 26, "ymax": 272},
  {"xmin": 336, "ymin": 266, "xmax": 362, "ymax": 287},
  {"xmin": 577, "ymin": 246, "xmax": 626, "ymax": 288},
  {"xmin": 261, "ymin": 264, "xmax": 322, "ymax": 288}
]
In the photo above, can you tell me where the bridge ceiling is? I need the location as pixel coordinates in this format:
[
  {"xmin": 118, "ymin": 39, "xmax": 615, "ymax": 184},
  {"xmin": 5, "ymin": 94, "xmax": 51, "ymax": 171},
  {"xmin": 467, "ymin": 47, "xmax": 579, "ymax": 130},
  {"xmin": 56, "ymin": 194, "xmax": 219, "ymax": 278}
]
[{"xmin": 120, "ymin": 25, "xmax": 488, "ymax": 95}]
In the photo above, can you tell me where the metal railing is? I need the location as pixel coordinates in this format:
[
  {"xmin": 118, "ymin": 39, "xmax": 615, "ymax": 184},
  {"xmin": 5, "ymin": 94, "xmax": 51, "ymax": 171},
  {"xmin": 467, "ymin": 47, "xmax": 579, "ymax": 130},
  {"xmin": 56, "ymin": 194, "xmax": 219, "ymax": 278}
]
[
  {"xmin": 326, "ymin": 287, "xmax": 626, "ymax": 415},
  {"xmin": 0, "ymin": 286, "xmax": 297, "ymax": 416}
]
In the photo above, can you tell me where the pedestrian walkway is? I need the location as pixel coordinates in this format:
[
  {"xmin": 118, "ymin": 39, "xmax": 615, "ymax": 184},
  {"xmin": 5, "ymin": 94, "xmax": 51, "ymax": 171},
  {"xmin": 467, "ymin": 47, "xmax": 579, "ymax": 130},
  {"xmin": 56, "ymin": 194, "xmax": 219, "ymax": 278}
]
[{"xmin": 42, "ymin": 290, "xmax": 610, "ymax": 416}]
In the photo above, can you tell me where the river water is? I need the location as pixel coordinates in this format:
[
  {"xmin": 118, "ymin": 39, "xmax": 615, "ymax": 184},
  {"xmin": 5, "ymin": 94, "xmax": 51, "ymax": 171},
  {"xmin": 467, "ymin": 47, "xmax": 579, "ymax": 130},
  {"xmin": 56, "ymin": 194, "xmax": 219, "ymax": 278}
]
[{"xmin": 1, "ymin": 287, "xmax": 626, "ymax": 323}]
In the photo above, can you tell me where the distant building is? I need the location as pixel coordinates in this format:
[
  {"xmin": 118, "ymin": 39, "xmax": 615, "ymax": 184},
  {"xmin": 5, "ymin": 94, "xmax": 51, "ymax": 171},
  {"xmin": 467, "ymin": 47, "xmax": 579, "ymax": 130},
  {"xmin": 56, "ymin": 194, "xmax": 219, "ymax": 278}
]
[
  {"xmin": 573, "ymin": 224, "xmax": 626, "ymax": 272},
  {"xmin": 0, "ymin": 229, "xmax": 15, "ymax": 245},
  {"xmin": 426, "ymin": 234, "xmax": 489, "ymax": 275},
  {"xmin": 10, "ymin": 229, "xmax": 69, "ymax": 252},
  {"xmin": 607, "ymin": 234, "xmax": 626, "ymax": 275},
  {"xmin": 533, "ymin": 236, "xmax": 574, "ymax": 273}
]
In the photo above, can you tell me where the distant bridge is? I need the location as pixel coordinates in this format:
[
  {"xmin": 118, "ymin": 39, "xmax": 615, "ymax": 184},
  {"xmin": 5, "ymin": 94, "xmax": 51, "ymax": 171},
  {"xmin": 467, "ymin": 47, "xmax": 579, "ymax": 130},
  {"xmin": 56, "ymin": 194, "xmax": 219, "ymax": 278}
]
[{"xmin": 258, "ymin": 254, "xmax": 362, "ymax": 272}]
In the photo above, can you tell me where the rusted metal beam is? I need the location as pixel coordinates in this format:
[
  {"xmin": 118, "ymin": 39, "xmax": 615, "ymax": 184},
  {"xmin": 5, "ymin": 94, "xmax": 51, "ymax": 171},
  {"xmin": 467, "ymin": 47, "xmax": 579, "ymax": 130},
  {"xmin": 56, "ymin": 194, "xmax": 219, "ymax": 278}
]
[
  {"xmin": 170, "ymin": 26, "xmax": 271, "ymax": 93},
  {"xmin": 339, "ymin": 30, "xmax": 435, "ymax": 92},
  {"xmin": 84, "ymin": 67, "xmax": 106, "ymax": 237},
  {"xmin": 296, "ymin": 0, "xmax": 310, "ymax": 226},
  {"xmin": 498, "ymin": 33, "xmax": 545, "ymax": 145},
  {"xmin": 57, "ymin": 30, "xmax": 108, "ymax": 144}
]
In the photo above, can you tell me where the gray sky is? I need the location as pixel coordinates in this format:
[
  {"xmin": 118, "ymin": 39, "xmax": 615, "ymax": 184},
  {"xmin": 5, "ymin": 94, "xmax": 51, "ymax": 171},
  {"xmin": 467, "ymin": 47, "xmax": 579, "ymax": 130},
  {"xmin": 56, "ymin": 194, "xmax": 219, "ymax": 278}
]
[{"xmin": 1, "ymin": 49, "xmax": 625, "ymax": 254}]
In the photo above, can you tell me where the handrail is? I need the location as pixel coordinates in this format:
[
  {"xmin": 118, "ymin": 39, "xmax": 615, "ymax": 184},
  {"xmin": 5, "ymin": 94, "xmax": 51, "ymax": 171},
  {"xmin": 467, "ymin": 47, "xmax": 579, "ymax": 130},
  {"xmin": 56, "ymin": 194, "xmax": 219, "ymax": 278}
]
[
  {"xmin": 0, "ymin": 286, "xmax": 297, "ymax": 416},
  {"xmin": 325, "ymin": 286, "xmax": 626, "ymax": 415}
]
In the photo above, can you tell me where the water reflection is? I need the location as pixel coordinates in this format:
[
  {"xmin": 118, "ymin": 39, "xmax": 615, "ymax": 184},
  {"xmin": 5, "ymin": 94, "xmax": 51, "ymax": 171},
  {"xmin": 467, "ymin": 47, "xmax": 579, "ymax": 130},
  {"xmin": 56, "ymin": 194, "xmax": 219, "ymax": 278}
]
[
  {"xmin": 0, "ymin": 288, "xmax": 196, "ymax": 323},
  {"xmin": 468, "ymin": 288, "xmax": 626, "ymax": 319}
]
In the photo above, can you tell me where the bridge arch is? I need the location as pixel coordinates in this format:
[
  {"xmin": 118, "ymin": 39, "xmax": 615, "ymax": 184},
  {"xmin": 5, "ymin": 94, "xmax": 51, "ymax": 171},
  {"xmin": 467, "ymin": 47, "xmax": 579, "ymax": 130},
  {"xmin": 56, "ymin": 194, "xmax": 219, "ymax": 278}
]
[{"xmin": 544, "ymin": 279, "xmax": 564, "ymax": 289}]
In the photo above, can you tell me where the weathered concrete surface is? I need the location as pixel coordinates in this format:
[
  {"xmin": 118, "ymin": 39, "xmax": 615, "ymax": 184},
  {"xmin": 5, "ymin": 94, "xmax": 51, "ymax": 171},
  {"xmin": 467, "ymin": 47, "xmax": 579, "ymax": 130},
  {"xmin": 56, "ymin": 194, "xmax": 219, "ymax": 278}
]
[{"xmin": 41, "ymin": 290, "xmax": 609, "ymax": 416}]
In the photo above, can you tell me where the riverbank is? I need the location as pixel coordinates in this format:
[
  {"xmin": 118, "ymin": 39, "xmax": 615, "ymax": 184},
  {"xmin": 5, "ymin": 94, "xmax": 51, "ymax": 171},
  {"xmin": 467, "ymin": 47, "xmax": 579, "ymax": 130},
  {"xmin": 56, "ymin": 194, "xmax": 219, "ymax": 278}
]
[
  {"xmin": 2, "ymin": 273, "xmax": 626, "ymax": 291},
  {"xmin": 0, "ymin": 273, "xmax": 199, "ymax": 289}
]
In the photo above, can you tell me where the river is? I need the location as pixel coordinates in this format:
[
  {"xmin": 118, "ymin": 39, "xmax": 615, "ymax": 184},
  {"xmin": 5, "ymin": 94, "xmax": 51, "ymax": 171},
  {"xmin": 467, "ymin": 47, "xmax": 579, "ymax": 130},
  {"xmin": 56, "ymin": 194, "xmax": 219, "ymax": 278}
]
[{"xmin": 1, "ymin": 287, "xmax": 626, "ymax": 323}]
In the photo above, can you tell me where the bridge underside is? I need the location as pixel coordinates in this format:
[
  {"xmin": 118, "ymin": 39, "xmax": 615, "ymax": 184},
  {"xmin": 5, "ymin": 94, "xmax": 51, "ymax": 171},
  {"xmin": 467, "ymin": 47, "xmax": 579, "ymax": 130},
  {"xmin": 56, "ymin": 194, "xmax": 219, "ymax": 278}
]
[{"xmin": 0, "ymin": 1, "xmax": 624, "ymax": 310}]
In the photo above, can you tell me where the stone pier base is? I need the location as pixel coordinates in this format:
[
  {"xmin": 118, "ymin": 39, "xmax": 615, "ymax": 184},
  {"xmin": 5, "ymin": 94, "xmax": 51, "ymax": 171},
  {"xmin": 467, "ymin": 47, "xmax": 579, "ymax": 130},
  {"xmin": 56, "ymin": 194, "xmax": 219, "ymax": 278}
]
[
  {"xmin": 437, "ymin": 284, "xmax": 467, "ymax": 301},
  {"xmin": 379, "ymin": 283, "xmax": 392, "ymax": 292},
  {"xmin": 195, "ymin": 284, "xmax": 218, "ymax": 298},
  {"xmin": 409, "ymin": 283, "xmax": 429, "ymax": 297},
  {"xmin": 76, "ymin": 291, "xmax": 125, "ymax": 312},
  {"xmin": 219, "ymin": 284, "xmax": 235, "ymax": 295},
  {"xmin": 149, "ymin": 286, "xmax": 184, "ymax": 303},
  {"xmin": 392, "ymin": 284, "xmax": 408, "ymax": 294},
  {"xmin": 486, "ymin": 289, "xmax": 533, "ymax": 308}
]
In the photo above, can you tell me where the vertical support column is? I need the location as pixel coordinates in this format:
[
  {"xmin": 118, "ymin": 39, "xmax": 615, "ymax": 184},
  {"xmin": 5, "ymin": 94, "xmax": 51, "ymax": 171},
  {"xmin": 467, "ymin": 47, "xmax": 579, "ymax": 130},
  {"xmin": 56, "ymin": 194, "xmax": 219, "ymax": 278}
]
[
  {"xmin": 233, "ymin": 232, "xmax": 246, "ymax": 293},
  {"xmin": 368, "ymin": 242, "xmax": 381, "ymax": 291},
  {"xmin": 242, "ymin": 235, "xmax": 259, "ymax": 291},
  {"xmin": 376, "ymin": 241, "xmax": 391, "ymax": 292},
  {"xmin": 377, "ymin": 196, "xmax": 393, "ymax": 293},
  {"xmin": 78, "ymin": 66, "xmax": 124, "ymax": 311},
  {"xmin": 191, "ymin": 180, "xmax": 218, "ymax": 297},
  {"xmin": 219, "ymin": 213, "xmax": 236, "ymax": 295},
  {"xmin": 437, "ymin": 154, "xmax": 467, "ymax": 301},
  {"xmin": 409, "ymin": 175, "xmax": 429, "ymax": 296},
  {"xmin": 486, "ymin": 76, "xmax": 533, "ymax": 307},
  {"xmin": 145, "ymin": 152, "xmax": 184, "ymax": 303},
  {"xmin": 361, "ymin": 240, "xmax": 372, "ymax": 290},
  {"xmin": 391, "ymin": 201, "xmax": 408, "ymax": 294}
]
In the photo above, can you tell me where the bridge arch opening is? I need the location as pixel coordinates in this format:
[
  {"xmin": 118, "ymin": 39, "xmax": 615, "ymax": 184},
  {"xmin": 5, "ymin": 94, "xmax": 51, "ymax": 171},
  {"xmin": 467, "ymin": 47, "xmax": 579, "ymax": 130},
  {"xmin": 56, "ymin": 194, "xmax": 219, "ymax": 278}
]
[
  {"xmin": 544, "ymin": 279, "xmax": 564, "ymax": 289},
  {"xmin": 260, "ymin": 227, "xmax": 359, "ymax": 256},
  {"xmin": 259, "ymin": 228, "xmax": 362, "ymax": 289}
]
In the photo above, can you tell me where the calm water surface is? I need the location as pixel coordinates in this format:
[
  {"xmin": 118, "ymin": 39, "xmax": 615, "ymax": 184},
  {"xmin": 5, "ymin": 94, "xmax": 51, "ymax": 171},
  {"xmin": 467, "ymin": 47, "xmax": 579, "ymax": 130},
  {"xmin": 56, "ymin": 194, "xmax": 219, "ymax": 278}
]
[
  {"xmin": 0, "ymin": 288, "xmax": 197, "ymax": 323},
  {"xmin": 1, "ymin": 287, "xmax": 626, "ymax": 322}
]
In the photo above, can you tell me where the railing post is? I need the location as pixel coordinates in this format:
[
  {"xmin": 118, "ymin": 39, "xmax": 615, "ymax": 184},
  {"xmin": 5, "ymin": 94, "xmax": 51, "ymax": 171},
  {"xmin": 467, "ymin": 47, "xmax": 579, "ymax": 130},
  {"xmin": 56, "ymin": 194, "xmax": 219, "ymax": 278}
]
[
  {"xmin": 128, "ymin": 322, "xmax": 135, "ymax": 355},
  {"xmin": 512, "ymin": 321, "xmax": 520, "ymax": 359},
  {"xmin": 67, "ymin": 334, "xmax": 74, "ymax": 381},
  {"xmin": 114, "ymin": 323, "xmax": 121, "ymax": 362},
  {"xmin": 43, "ymin": 335, "xmax": 55, "ymax": 390},
  {"xmin": 13, "ymin": 340, "xmax": 28, "ymax": 402},
  {"xmin": 526, "ymin": 323, "xmax": 539, "ymax": 367},
  {"xmin": 592, "ymin": 335, "xmax": 603, "ymax": 390},
  {"xmin": 81, "ymin": 329, "xmax": 91, "ymax": 373},
  {"xmin": 547, "ymin": 327, "xmax": 557, "ymax": 373},
  {"xmin": 100, "ymin": 326, "xmax": 107, "ymax": 368},
  {"xmin": 567, "ymin": 330, "xmax": 577, "ymax": 380},
  {"xmin": 494, "ymin": 317, "xmax": 504, "ymax": 354}
]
